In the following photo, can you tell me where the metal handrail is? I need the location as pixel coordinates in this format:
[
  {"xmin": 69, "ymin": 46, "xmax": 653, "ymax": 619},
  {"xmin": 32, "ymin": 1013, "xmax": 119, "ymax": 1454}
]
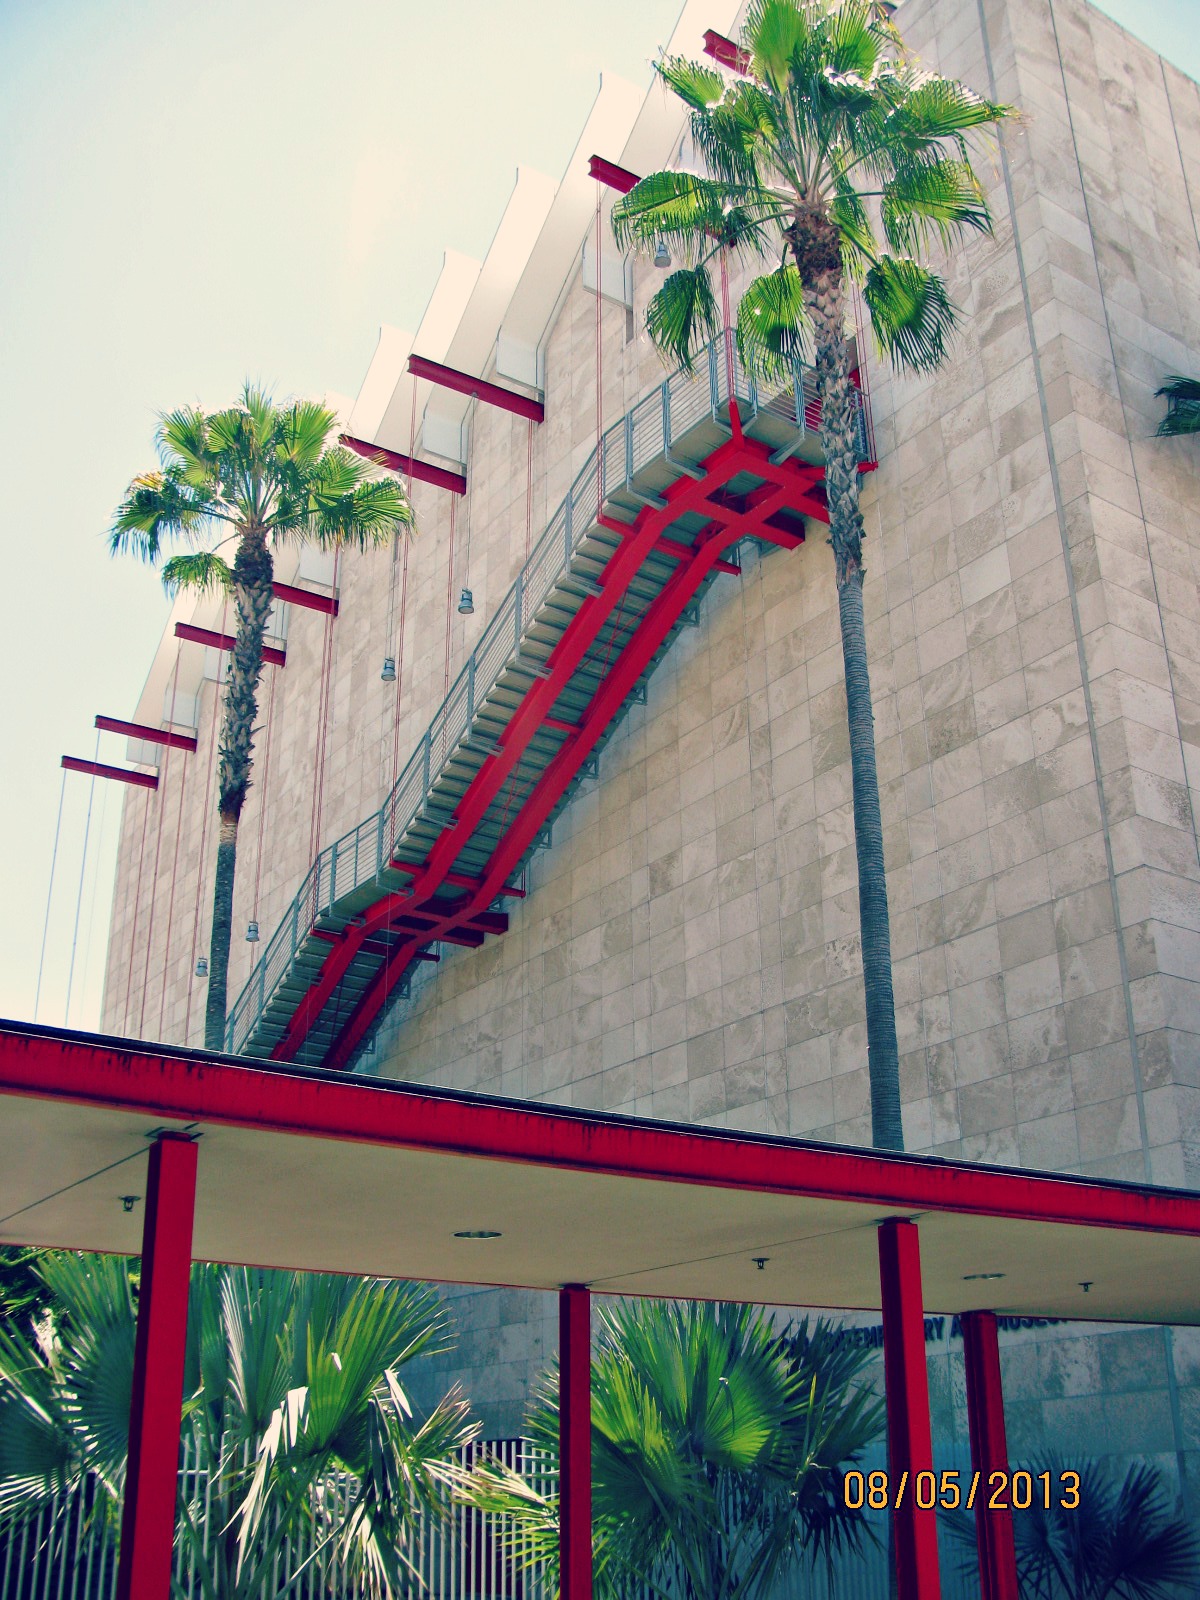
[{"xmin": 226, "ymin": 334, "xmax": 855, "ymax": 1054}]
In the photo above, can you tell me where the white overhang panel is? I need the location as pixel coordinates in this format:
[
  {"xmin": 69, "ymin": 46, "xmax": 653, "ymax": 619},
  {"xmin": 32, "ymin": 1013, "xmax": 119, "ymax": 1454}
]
[{"xmin": 495, "ymin": 74, "xmax": 645, "ymax": 390}]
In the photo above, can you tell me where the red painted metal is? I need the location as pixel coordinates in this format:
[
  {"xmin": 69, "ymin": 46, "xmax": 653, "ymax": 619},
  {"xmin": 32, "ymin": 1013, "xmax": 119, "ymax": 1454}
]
[
  {"xmin": 962, "ymin": 1312, "xmax": 1018, "ymax": 1600},
  {"xmin": 340, "ymin": 433, "xmax": 467, "ymax": 495},
  {"xmin": 272, "ymin": 580, "xmax": 339, "ymax": 616},
  {"xmin": 6, "ymin": 1024, "xmax": 1200, "ymax": 1241},
  {"xmin": 174, "ymin": 622, "xmax": 286, "ymax": 668},
  {"xmin": 878, "ymin": 1220, "xmax": 941, "ymax": 1600},
  {"xmin": 587, "ymin": 154, "xmax": 639, "ymax": 193},
  {"xmin": 115, "ymin": 1133, "xmax": 197, "ymax": 1600},
  {"xmin": 703, "ymin": 28, "xmax": 750, "ymax": 73},
  {"xmin": 408, "ymin": 355, "xmax": 544, "ymax": 424},
  {"xmin": 61, "ymin": 756, "xmax": 158, "ymax": 790},
  {"xmin": 559, "ymin": 1285, "xmax": 593, "ymax": 1600},
  {"xmin": 94, "ymin": 717, "xmax": 198, "ymax": 753}
]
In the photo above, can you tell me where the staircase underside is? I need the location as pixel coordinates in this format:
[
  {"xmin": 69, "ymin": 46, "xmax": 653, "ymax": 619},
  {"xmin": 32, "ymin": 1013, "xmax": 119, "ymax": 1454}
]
[{"xmin": 229, "ymin": 371, "xmax": 859, "ymax": 1072}]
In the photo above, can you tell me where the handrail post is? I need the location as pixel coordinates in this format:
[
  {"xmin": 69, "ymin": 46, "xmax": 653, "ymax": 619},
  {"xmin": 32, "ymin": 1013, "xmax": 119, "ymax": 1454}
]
[
  {"xmin": 565, "ymin": 491, "xmax": 573, "ymax": 564},
  {"xmin": 515, "ymin": 573, "xmax": 523, "ymax": 645},
  {"xmin": 467, "ymin": 654, "xmax": 476, "ymax": 724}
]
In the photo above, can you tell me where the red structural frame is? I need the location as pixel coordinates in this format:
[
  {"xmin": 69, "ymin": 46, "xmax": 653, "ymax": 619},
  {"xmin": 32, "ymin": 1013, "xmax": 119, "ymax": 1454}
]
[
  {"xmin": 878, "ymin": 1220, "xmax": 941, "ymax": 1599},
  {"xmin": 174, "ymin": 622, "xmax": 286, "ymax": 668},
  {"xmin": 340, "ymin": 433, "xmax": 468, "ymax": 496},
  {"xmin": 272, "ymin": 580, "xmax": 339, "ymax": 617},
  {"xmin": 273, "ymin": 426, "xmax": 826, "ymax": 1070},
  {"xmin": 962, "ymin": 1312, "xmax": 1018, "ymax": 1600},
  {"xmin": 7, "ymin": 1024, "xmax": 1200, "ymax": 1241},
  {"xmin": 94, "ymin": 717, "xmax": 198, "ymax": 753},
  {"xmin": 61, "ymin": 756, "xmax": 158, "ymax": 790},
  {"xmin": 114, "ymin": 1133, "xmax": 197, "ymax": 1600},
  {"xmin": 408, "ymin": 355, "xmax": 545, "ymax": 424},
  {"xmin": 559, "ymin": 1285, "xmax": 593, "ymax": 1600}
]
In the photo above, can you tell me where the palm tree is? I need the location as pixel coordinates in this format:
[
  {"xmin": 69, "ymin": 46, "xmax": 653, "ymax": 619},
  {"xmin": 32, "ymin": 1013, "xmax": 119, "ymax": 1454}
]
[
  {"xmin": 611, "ymin": 0, "xmax": 1012, "ymax": 1150},
  {"xmin": 944, "ymin": 1458, "xmax": 1200, "ymax": 1599},
  {"xmin": 111, "ymin": 386, "xmax": 414, "ymax": 1051},
  {"xmin": 462, "ymin": 1300, "xmax": 883, "ymax": 1600},
  {"xmin": 1156, "ymin": 375, "xmax": 1200, "ymax": 436},
  {"xmin": 0, "ymin": 1254, "xmax": 476, "ymax": 1598}
]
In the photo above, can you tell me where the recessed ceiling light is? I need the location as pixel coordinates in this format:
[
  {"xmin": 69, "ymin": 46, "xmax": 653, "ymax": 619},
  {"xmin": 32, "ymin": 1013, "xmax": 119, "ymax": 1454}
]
[
  {"xmin": 453, "ymin": 1229, "xmax": 502, "ymax": 1240},
  {"xmin": 963, "ymin": 1272, "xmax": 1005, "ymax": 1281}
]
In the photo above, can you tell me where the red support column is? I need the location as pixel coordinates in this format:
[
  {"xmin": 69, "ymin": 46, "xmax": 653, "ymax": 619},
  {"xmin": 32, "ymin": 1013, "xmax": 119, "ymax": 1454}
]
[
  {"xmin": 559, "ymin": 1284, "xmax": 593, "ymax": 1600},
  {"xmin": 962, "ymin": 1312, "xmax": 1018, "ymax": 1600},
  {"xmin": 115, "ymin": 1133, "xmax": 198, "ymax": 1600},
  {"xmin": 878, "ymin": 1219, "xmax": 941, "ymax": 1600}
]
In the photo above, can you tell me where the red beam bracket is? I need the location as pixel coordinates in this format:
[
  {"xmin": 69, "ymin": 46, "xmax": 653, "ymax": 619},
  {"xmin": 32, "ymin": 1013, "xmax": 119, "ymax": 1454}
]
[
  {"xmin": 174, "ymin": 622, "xmax": 286, "ymax": 668},
  {"xmin": 588, "ymin": 155, "xmax": 640, "ymax": 194},
  {"xmin": 703, "ymin": 29, "xmax": 750, "ymax": 73},
  {"xmin": 340, "ymin": 433, "xmax": 467, "ymax": 496},
  {"xmin": 272, "ymin": 580, "xmax": 339, "ymax": 617},
  {"xmin": 94, "ymin": 717, "xmax": 198, "ymax": 753},
  {"xmin": 408, "ymin": 355, "xmax": 544, "ymax": 424},
  {"xmin": 62, "ymin": 756, "xmax": 158, "ymax": 790}
]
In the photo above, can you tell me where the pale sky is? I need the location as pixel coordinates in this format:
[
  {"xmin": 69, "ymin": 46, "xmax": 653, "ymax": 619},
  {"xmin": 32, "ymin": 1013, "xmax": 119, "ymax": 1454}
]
[{"xmin": 1, "ymin": 0, "xmax": 1196, "ymax": 1035}]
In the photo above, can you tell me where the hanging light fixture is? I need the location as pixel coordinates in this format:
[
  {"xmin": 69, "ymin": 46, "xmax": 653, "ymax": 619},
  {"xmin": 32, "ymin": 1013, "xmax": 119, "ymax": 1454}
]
[
  {"xmin": 654, "ymin": 240, "xmax": 671, "ymax": 270},
  {"xmin": 381, "ymin": 655, "xmax": 397, "ymax": 682},
  {"xmin": 246, "ymin": 920, "xmax": 260, "ymax": 943},
  {"xmin": 457, "ymin": 588, "xmax": 475, "ymax": 615},
  {"xmin": 195, "ymin": 955, "xmax": 209, "ymax": 978}
]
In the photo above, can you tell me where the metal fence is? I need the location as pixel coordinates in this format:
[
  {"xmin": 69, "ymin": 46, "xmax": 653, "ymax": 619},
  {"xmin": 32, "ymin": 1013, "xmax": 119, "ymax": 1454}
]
[{"xmin": 0, "ymin": 1437, "xmax": 554, "ymax": 1600}]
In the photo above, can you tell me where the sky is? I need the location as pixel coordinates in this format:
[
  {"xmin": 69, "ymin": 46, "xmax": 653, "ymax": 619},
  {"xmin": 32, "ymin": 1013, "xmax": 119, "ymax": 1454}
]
[{"xmin": 1, "ymin": 0, "xmax": 1197, "ymax": 1035}]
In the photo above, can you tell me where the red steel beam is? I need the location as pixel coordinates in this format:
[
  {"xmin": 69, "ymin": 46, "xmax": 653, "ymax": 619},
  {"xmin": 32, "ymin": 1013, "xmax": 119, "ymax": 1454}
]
[
  {"xmin": 408, "ymin": 355, "xmax": 544, "ymax": 424},
  {"xmin": 962, "ymin": 1312, "xmax": 1019, "ymax": 1600},
  {"xmin": 703, "ymin": 28, "xmax": 750, "ymax": 73},
  {"xmin": 94, "ymin": 717, "xmax": 198, "ymax": 753},
  {"xmin": 174, "ymin": 622, "xmax": 286, "ymax": 667},
  {"xmin": 588, "ymin": 154, "xmax": 640, "ymax": 193},
  {"xmin": 272, "ymin": 580, "xmax": 339, "ymax": 616},
  {"xmin": 559, "ymin": 1285, "xmax": 594, "ymax": 1600},
  {"xmin": 8, "ymin": 1023, "xmax": 1200, "ymax": 1241},
  {"xmin": 114, "ymin": 1133, "xmax": 197, "ymax": 1600},
  {"xmin": 62, "ymin": 756, "xmax": 157, "ymax": 790},
  {"xmin": 340, "ymin": 433, "xmax": 467, "ymax": 496},
  {"xmin": 878, "ymin": 1220, "xmax": 941, "ymax": 1600}
]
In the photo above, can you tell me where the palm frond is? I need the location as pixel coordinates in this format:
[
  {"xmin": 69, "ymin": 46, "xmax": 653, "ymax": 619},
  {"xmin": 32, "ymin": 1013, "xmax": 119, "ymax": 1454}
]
[
  {"xmin": 645, "ymin": 266, "xmax": 722, "ymax": 371},
  {"xmin": 736, "ymin": 263, "xmax": 813, "ymax": 382},
  {"xmin": 862, "ymin": 254, "xmax": 957, "ymax": 371},
  {"xmin": 744, "ymin": 0, "xmax": 810, "ymax": 92},
  {"xmin": 1156, "ymin": 374, "xmax": 1200, "ymax": 436},
  {"xmin": 656, "ymin": 54, "xmax": 725, "ymax": 110},
  {"xmin": 611, "ymin": 170, "xmax": 735, "ymax": 256},
  {"xmin": 880, "ymin": 157, "xmax": 993, "ymax": 252},
  {"xmin": 159, "ymin": 551, "xmax": 234, "ymax": 598}
]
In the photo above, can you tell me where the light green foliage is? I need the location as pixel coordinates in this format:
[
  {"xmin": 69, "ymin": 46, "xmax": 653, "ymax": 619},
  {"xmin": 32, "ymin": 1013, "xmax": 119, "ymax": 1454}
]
[
  {"xmin": 1156, "ymin": 375, "xmax": 1200, "ymax": 436},
  {"xmin": 462, "ymin": 1300, "xmax": 883, "ymax": 1600},
  {"xmin": 0, "ymin": 1256, "xmax": 477, "ymax": 1599}
]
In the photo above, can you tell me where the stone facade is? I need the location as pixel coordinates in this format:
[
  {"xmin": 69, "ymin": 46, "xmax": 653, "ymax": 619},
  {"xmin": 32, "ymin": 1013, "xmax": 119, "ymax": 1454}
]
[{"xmin": 101, "ymin": 0, "xmax": 1200, "ymax": 1512}]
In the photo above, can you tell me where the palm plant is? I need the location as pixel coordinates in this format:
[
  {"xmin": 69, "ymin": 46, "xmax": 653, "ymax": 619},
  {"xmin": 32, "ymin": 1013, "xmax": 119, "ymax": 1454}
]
[
  {"xmin": 111, "ymin": 386, "xmax": 414, "ymax": 1051},
  {"xmin": 0, "ymin": 1254, "xmax": 476, "ymax": 1598},
  {"xmin": 1156, "ymin": 375, "xmax": 1200, "ymax": 436},
  {"xmin": 611, "ymin": 0, "xmax": 1012, "ymax": 1149},
  {"xmin": 945, "ymin": 1458, "xmax": 1200, "ymax": 1599},
  {"xmin": 461, "ymin": 1300, "xmax": 883, "ymax": 1600}
]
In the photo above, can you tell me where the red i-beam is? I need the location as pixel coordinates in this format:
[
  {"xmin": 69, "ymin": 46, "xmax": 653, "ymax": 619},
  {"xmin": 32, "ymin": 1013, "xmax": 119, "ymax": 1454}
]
[
  {"xmin": 559, "ymin": 1285, "xmax": 593, "ymax": 1600},
  {"xmin": 340, "ymin": 433, "xmax": 467, "ymax": 496},
  {"xmin": 407, "ymin": 355, "xmax": 544, "ymax": 424},
  {"xmin": 115, "ymin": 1133, "xmax": 197, "ymax": 1600},
  {"xmin": 94, "ymin": 717, "xmax": 198, "ymax": 752},
  {"xmin": 61, "ymin": 756, "xmax": 158, "ymax": 789},
  {"xmin": 878, "ymin": 1219, "xmax": 941, "ymax": 1599},
  {"xmin": 174, "ymin": 622, "xmax": 286, "ymax": 667},
  {"xmin": 962, "ymin": 1312, "xmax": 1018, "ymax": 1600}
]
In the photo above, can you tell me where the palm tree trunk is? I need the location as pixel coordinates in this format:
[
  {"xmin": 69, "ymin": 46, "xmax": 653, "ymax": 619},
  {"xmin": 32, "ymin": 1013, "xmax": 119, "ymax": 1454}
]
[
  {"xmin": 806, "ymin": 267, "xmax": 904, "ymax": 1153},
  {"xmin": 203, "ymin": 527, "xmax": 273, "ymax": 1053}
]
